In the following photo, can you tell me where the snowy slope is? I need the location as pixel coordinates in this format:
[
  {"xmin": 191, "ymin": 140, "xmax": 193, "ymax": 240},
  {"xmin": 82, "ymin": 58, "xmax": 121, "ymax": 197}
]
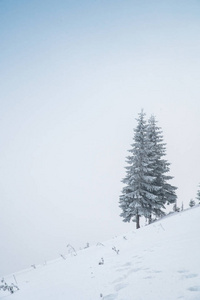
[{"xmin": 1, "ymin": 206, "xmax": 200, "ymax": 300}]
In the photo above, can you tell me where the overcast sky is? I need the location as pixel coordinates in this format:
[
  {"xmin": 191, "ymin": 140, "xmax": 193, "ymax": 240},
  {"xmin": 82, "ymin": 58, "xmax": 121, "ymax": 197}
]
[{"xmin": 1, "ymin": 0, "xmax": 200, "ymax": 276}]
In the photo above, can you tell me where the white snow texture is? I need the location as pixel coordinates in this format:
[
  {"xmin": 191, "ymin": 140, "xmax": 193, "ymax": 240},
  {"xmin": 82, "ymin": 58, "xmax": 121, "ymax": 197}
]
[{"xmin": 1, "ymin": 206, "xmax": 200, "ymax": 300}]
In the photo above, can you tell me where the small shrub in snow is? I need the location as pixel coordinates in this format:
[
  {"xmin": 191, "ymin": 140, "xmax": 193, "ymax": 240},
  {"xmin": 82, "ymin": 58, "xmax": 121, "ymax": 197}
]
[
  {"xmin": 173, "ymin": 203, "xmax": 180, "ymax": 212},
  {"xmin": 123, "ymin": 236, "xmax": 127, "ymax": 240},
  {"xmin": 31, "ymin": 264, "xmax": 36, "ymax": 269},
  {"xmin": 96, "ymin": 242, "xmax": 104, "ymax": 247},
  {"xmin": 196, "ymin": 183, "xmax": 200, "ymax": 204},
  {"xmin": 99, "ymin": 258, "xmax": 104, "ymax": 265},
  {"xmin": 66, "ymin": 244, "xmax": 77, "ymax": 256},
  {"xmin": 189, "ymin": 199, "xmax": 196, "ymax": 208},
  {"xmin": 112, "ymin": 247, "xmax": 120, "ymax": 254},
  {"xmin": 84, "ymin": 242, "xmax": 90, "ymax": 249},
  {"xmin": 0, "ymin": 278, "xmax": 19, "ymax": 294}
]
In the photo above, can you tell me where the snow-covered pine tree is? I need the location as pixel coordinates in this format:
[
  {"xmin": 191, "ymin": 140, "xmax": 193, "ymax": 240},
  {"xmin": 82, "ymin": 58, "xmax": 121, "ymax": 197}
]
[
  {"xmin": 146, "ymin": 115, "xmax": 177, "ymax": 219},
  {"xmin": 119, "ymin": 110, "xmax": 158, "ymax": 229},
  {"xmin": 189, "ymin": 199, "xmax": 195, "ymax": 208},
  {"xmin": 196, "ymin": 184, "xmax": 200, "ymax": 204}
]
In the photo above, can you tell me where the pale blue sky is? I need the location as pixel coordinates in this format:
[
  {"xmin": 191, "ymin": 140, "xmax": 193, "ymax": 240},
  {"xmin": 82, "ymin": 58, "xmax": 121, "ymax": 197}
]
[{"xmin": 1, "ymin": 0, "xmax": 200, "ymax": 275}]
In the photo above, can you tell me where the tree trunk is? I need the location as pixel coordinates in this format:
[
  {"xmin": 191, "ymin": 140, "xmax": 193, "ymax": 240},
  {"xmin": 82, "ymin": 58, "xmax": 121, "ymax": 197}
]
[
  {"xmin": 148, "ymin": 214, "xmax": 152, "ymax": 224},
  {"xmin": 136, "ymin": 214, "xmax": 140, "ymax": 229}
]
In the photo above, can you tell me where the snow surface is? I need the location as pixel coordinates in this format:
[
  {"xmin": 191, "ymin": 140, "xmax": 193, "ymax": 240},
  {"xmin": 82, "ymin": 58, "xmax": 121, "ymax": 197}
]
[{"xmin": 1, "ymin": 206, "xmax": 200, "ymax": 300}]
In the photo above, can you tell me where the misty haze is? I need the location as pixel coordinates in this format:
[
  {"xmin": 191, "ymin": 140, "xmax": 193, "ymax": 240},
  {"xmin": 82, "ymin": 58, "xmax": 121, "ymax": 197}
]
[{"xmin": 0, "ymin": 1, "xmax": 200, "ymax": 299}]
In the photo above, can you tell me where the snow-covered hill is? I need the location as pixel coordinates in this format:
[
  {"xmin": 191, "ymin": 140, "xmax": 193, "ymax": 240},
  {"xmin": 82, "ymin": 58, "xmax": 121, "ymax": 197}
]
[{"xmin": 1, "ymin": 206, "xmax": 200, "ymax": 300}]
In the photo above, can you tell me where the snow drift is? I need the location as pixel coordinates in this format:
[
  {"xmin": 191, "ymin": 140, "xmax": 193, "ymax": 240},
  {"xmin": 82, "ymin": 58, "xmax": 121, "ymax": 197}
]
[{"xmin": 1, "ymin": 206, "xmax": 200, "ymax": 300}]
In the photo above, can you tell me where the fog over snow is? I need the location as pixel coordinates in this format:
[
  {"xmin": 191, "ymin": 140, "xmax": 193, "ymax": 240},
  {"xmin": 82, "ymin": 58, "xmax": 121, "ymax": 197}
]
[{"xmin": 0, "ymin": 0, "xmax": 200, "ymax": 275}]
